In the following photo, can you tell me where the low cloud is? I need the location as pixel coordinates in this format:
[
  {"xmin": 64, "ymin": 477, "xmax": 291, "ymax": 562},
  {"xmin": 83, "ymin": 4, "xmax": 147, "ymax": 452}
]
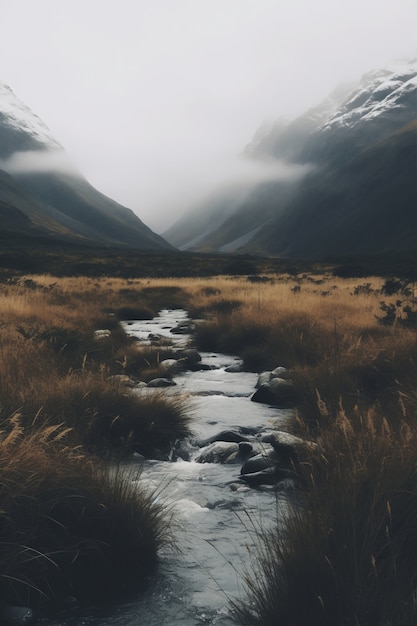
[
  {"xmin": 216, "ymin": 154, "xmax": 314, "ymax": 186},
  {"xmin": 154, "ymin": 153, "xmax": 315, "ymax": 232},
  {"xmin": 0, "ymin": 150, "xmax": 80, "ymax": 176}
]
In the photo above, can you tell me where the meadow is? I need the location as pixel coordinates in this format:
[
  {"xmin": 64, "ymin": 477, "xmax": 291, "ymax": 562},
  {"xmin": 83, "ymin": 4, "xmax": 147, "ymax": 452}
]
[{"xmin": 0, "ymin": 267, "xmax": 415, "ymax": 623}]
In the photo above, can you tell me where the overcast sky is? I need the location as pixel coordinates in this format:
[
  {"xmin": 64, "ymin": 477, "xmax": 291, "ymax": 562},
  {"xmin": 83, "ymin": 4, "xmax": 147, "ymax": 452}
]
[{"xmin": 1, "ymin": 0, "xmax": 416, "ymax": 232}]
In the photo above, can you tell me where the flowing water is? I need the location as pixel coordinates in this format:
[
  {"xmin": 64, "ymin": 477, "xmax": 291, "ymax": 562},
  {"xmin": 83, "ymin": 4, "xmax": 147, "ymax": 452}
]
[{"xmin": 42, "ymin": 310, "xmax": 295, "ymax": 626}]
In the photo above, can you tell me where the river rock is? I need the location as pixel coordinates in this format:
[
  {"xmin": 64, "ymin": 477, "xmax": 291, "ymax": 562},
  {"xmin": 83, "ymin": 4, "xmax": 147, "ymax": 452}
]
[
  {"xmin": 251, "ymin": 377, "xmax": 297, "ymax": 406},
  {"xmin": 238, "ymin": 441, "xmax": 255, "ymax": 456},
  {"xmin": 94, "ymin": 329, "xmax": 111, "ymax": 339},
  {"xmin": 195, "ymin": 441, "xmax": 254, "ymax": 464},
  {"xmin": 255, "ymin": 371, "xmax": 272, "ymax": 388},
  {"xmin": 195, "ymin": 441, "xmax": 240, "ymax": 463},
  {"xmin": 147, "ymin": 377, "xmax": 177, "ymax": 387},
  {"xmin": 225, "ymin": 362, "xmax": 244, "ymax": 373},
  {"xmin": 195, "ymin": 363, "xmax": 212, "ymax": 371},
  {"xmin": 174, "ymin": 348, "xmax": 202, "ymax": 368},
  {"xmin": 262, "ymin": 430, "xmax": 317, "ymax": 453},
  {"xmin": 255, "ymin": 366, "xmax": 288, "ymax": 389},
  {"xmin": 240, "ymin": 446, "xmax": 277, "ymax": 475},
  {"xmin": 271, "ymin": 366, "xmax": 288, "ymax": 378},
  {"xmin": 261, "ymin": 430, "xmax": 317, "ymax": 470},
  {"xmin": 239, "ymin": 465, "xmax": 298, "ymax": 487},
  {"xmin": 159, "ymin": 358, "xmax": 185, "ymax": 375},
  {"xmin": 197, "ymin": 430, "xmax": 251, "ymax": 447},
  {"xmin": 170, "ymin": 321, "xmax": 195, "ymax": 334}
]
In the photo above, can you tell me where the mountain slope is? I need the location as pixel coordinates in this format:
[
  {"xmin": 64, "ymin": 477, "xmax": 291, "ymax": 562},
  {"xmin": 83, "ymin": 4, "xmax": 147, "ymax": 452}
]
[
  {"xmin": 13, "ymin": 170, "xmax": 173, "ymax": 249},
  {"xmin": 0, "ymin": 83, "xmax": 173, "ymax": 251},
  {"xmin": 165, "ymin": 59, "xmax": 417, "ymax": 258},
  {"xmin": 252, "ymin": 120, "xmax": 417, "ymax": 257}
]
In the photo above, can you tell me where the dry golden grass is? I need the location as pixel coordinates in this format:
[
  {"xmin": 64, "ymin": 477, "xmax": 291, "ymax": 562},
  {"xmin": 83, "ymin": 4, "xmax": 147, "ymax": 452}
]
[
  {"xmin": 0, "ymin": 271, "xmax": 413, "ymax": 419},
  {"xmin": 0, "ymin": 269, "xmax": 415, "ymax": 621}
]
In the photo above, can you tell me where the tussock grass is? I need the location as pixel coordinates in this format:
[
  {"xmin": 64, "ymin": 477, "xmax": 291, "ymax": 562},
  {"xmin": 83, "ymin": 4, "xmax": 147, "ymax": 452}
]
[
  {"xmin": 0, "ymin": 418, "xmax": 168, "ymax": 612},
  {"xmin": 291, "ymin": 328, "xmax": 417, "ymax": 425},
  {"xmin": 0, "ymin": 368, "xmax": 190, "ymax": 457},
  {"xmin": 119, "ymin": 343, "xmax": 177, "ymax": 381},
  {"xmin": 195, "ymin": 310, "xmax": 326, "ymax": 371},
  {"xmin": 234, "ymin": 408, "xmax": 417, "ymax": 625}
]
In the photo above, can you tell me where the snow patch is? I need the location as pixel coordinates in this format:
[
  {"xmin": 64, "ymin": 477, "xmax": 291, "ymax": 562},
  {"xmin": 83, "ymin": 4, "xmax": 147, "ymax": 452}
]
[
  {"xmin": 0, "ymin": 82, "xmax": 61, "ymax": 150},
  {"xmin": 318, "ymin": 59, "xmax": 417, "ymax": 132}
]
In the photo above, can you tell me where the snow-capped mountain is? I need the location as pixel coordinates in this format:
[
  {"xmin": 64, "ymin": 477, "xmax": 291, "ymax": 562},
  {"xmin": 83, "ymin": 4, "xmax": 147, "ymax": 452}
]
[
  {"xmin": 0, "ymin": 83, "xmax": 173, "ymax": 251},
  {"xmin": 164, "ymin": 59, "xmax": 417, "ymax": 258},
  {"xmin": 0, "ymin": 83, "xmax": 62, "ymax": 157},
  {"xmin": 320, "ymin": 60, "xmax": 417, "ymax": 133}
]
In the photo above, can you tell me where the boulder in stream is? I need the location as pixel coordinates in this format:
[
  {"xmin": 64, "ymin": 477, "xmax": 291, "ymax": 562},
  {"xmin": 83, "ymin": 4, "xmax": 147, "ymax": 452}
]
[
  {"xmin": 255, "ymin": 366, "xmax": 288, "ymax": 388},
  {"xmin": 251, "ymin": 377, "xmax": 297, "ymax": 406},
  {"xmin": 159, "ymin": 358, "xmax": 185, "ymax": 375},
  {"xmin": 196, "ymin": 430, "xmax": 251, "ymax": 447},
  {"xmin": 255, "ymin": 371, "xmax": 272, "ymax": 388},
  {"xmin": 262, "ymin": 430, "xmax": 317, "ymax": 456},
  {"xmin": 240, "ymin": 465, "xmax": 299, "ymax": 487},
  {"xmin": 195, "ymin": 441, "xmax": 239, "ymax": 463},
  {"xmin": 170, "ymin": 321, "xmax": 195, "ymax": 334},
  {"xmin": 173, "ymin": 348, "xmax": 202, "ymax": 368},
  {"xmin": 147, "ymin": 377, "xmax": 177, "ymax": 387},
  {"xmin": 225, "ymin": 361, "xmax": 244, "ymax": 373},
  {"xmin": 195, "ymin": 441, "xmax": 254, "ymax": 464},
  {"xmin": 271, "ymin": 366, "xmax": 288, "ymax": 378},
  {"xmin": 240, "ymin": 446, "xmax": 277, "ymax": 475}
]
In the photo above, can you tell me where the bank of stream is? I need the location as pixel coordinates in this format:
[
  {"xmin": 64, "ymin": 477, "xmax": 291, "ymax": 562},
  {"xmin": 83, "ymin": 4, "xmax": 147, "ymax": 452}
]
[{"xmin": 42, "ymin": 309, "xmax": 297, "ymax": 626}]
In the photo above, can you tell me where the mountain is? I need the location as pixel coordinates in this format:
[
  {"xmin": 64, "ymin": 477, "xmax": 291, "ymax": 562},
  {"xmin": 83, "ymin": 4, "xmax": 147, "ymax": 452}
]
[
  {"xmin": 164, "ymin": 59, "xmax": 417, "ymax": 258},
  {"xmin": 0, "ymin": 82, "xmax": 173, "ymax": 251}
]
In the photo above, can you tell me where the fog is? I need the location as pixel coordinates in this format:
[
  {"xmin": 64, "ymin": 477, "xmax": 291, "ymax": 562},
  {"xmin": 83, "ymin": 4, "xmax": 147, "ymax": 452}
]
[
  {"xmin": 0, "ymin": 150, "xmax": 80, "ymax": 176},
  {"xmin": 1, "ymin": 0, "xmax": 416, "ymax": 232}
]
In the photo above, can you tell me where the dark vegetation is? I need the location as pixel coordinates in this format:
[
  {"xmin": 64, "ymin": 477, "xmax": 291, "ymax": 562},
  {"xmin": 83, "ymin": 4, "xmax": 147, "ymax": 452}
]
[
  {"xmin": 0, "ymin": 237, "xmax": 415, "ymax": 280},
  {"xmin": 0, "ymin": 429, "xmax": 167, "ymax": 614}
]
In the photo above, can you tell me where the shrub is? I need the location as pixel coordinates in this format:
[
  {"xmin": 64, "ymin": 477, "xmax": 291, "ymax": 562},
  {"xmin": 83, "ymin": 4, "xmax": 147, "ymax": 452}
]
[{"xmin": 381, "ymin": 278, "xmax": 411, "ymax": 296}]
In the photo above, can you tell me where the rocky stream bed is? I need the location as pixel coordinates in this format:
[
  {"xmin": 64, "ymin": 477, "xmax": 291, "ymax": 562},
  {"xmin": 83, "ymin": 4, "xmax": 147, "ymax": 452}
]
[{"xmin": 34, "ymin": 309, "xmax": 312, "ymax": 626}]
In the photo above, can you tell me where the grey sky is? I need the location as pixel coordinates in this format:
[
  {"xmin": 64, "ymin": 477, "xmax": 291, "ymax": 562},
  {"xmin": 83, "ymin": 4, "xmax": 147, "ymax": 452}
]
[{"xmin": 1, "ymin": 0, "xmax": 416, "ymax": 231}]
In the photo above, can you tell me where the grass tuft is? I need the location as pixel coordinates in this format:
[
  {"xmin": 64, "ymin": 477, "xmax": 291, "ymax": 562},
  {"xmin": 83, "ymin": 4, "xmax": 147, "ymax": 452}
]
[
  {"xmin": 234, "ymin": 407, "xmax": 417, "ymax": 625},
  {"xmin": 0, "ymin": 420, "xmax": 168, "ymax": 613}
]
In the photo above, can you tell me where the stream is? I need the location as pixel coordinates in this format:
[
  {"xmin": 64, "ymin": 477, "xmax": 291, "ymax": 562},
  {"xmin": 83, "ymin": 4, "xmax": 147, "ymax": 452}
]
[{"xmin": 42, "ymin": 309, "xmax": 296, "ymax": 626}]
